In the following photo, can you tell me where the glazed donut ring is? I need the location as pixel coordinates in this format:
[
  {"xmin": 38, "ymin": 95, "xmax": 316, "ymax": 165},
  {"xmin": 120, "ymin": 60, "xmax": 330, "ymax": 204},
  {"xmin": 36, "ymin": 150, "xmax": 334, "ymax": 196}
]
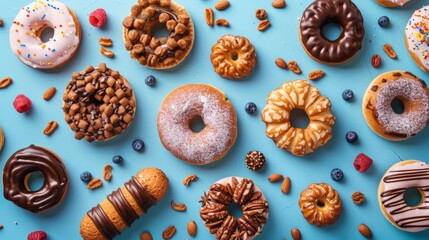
[
  {"xmin": 299, "ymin": 183, "xmax": 342, "ymax": 227},
  {"xmin": 122, "ymin": 0, "xmax": 194, "ymax": 69},
  {"xmin": 2, "ymin": 145, "xmax": 69, "ymax": 213},
  {"xmin": 157, "ymin": 84, "xmax": 237, "ymax": 165},
  {"xmin": 10, "ymin": 0, "xmax": 81, "ymax": 69},
  {"xmin": 405, "ymin": 6, "xmax": 429, "ymax": 72},
  {"xmin": 199, "ymin": 177, "xmax": 269, "ymax": 239},
  {"xmin": 261, "ymin": 80, "xmax": 336, "ymax": 156},
  {"xmin": 299, "ymin": 0, "xmax": 364, "ymax": 64},
  {"xmin": 378, "ymin": 160, "xmax": 429, "ymax": 232},
  {"xmin": 362, "ymin": 71, "xmax": 429, "ymax": 141},
  {"xmin": 210, "ymin": 34, "xmax": 257, "ymax": 80}
]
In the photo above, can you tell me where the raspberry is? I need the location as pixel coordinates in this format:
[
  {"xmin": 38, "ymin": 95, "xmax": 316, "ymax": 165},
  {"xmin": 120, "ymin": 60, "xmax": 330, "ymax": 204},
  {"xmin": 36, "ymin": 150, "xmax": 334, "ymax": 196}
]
[
  {"xmin": 13, "ymin": 94, "xmax": 32, "ymax": 113},
  {"xmin": 89, "ymin": 8, "xmax": 107, "ymax": 28},
  {"xmin": 354, "ymin": 153, "xmax": 373, "ymax": 173},
  {"xmin": 28, "ymin": 231, "xmax": 47, "ymax": 240}
]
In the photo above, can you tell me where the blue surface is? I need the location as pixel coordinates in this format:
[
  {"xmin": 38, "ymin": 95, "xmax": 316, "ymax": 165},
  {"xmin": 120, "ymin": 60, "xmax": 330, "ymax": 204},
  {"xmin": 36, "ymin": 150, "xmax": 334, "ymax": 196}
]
[{"xmin": 0, "ymin": 0, "xmax": 428, "ymax": 239}]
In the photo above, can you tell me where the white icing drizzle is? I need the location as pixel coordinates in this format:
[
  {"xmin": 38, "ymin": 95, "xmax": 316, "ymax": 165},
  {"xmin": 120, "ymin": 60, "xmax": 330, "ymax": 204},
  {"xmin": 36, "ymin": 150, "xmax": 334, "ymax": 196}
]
[
  {"xmin": 157, "ymin": 84, "xmax": 237, "ymax": 164},
  {"xmin": 405, "ymin": 6, "xmax": 429, "ymax": 71},
  {"xmin": 375, "ymin": 78, "xmax": 429, "ymax": 137},
  {"xmin": 380, "ymin": 161, "xmax": 429, "ymax": 232},
  {"xmin": 9, "ymin": 0, "xmax": 80, "ymax": 69}
]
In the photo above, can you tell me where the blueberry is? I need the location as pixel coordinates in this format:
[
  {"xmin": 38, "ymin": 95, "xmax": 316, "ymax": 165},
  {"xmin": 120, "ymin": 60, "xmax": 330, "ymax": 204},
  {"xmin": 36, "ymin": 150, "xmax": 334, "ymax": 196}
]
[
  {"xmin": 342, "ymin": 89, "xmax": 354, "ymax": 101},
  {"xmin": 331, "ymin": 168, "xmax": 344, "ymax": 181},
  {"xmin": 346, "ymin": 131, "xmax": 358, "ymax": 143},
  {"xmin": 145, "ymin": 75, "xmax": 156, "ymax": 86},
  {"xmin": 112, "ymin": 155, "xmax": 124, "ymax": 164},
  {"xmin": 378, "ymin": 16, "xmax": 390, "ymax": 28},
  {"xmin": 132, "ymin": 139, "xmax": 145, "ymax": 152},
  {"xmin": 245, "ymin": 102, "xmax": 257, "ymax": 114},
  {"xmin": 80, "ymin": 171, "xmax": 92, "ymax": 183}
]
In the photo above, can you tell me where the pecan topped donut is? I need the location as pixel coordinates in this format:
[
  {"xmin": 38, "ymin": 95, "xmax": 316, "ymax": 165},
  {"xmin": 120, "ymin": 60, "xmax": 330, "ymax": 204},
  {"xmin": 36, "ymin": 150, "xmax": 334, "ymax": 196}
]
[
  {"xmin": 123, "ymin": 0, "xmax": 195, "ymax": 69},
  {"xmin": 62, "ymin": 63, "xmax": 136, "ymax": 142}
]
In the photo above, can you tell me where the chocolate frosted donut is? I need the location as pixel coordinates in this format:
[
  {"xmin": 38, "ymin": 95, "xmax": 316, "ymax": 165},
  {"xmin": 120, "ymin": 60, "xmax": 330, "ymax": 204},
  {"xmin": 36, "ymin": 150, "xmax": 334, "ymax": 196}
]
[
  {"xmin": 2, "ymin": 145, "xmax": 69, "ymax": 213},
  {"xmin": 299, "ymin": 0, "xmax": 365, "ymax": 64}
]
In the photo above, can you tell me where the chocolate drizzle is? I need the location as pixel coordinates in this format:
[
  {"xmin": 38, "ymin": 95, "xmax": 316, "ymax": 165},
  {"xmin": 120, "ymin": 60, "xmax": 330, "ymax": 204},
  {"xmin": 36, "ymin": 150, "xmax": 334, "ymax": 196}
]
[
  {"xmin": 124, "ymin": 177, "xmax": 156, "ymax": 213},
  {"xmin": 87, "ymin": 204, "xmax": 120, "ymax": 239},
  {"xmin": 2, "ymin": 145, "xmax": 68, "ymax": 213},
  {"xmin": 107, "ymin": 188, "xmax": 139, "ymax": 226}
]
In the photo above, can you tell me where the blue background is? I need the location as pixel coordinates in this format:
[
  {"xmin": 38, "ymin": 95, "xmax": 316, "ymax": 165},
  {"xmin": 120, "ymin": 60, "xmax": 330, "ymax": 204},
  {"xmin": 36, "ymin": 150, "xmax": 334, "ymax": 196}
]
[{"xmin": 0, "ymin": 0, "xmax": 428, "ymax": 239}]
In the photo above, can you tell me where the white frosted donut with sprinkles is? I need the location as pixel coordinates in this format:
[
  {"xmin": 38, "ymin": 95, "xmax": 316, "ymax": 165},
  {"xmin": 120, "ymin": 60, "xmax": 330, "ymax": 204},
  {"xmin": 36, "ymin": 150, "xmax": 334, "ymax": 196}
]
[
  {"xmin": 9, "ymin": 0, "xmax": 81, "ymax": 69},
  {"xmin": 405, "ymin": 6, "xmax": 429, "ymax": 72}
]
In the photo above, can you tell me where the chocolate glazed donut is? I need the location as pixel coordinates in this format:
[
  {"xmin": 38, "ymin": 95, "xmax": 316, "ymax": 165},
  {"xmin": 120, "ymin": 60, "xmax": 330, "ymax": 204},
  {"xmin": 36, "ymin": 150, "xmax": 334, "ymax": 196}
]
[
  {"xmin": 299, "ymin": 0, "xmax": 365, "ymax": 64},
  {"xmin": 2, "ymin": 145, "xmax": 69, "ymax": 213}
]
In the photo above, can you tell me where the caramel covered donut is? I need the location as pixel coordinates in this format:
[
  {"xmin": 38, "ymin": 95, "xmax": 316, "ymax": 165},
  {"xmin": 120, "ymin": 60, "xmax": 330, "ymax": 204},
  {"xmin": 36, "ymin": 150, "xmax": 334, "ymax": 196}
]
[
  {"xmin": 378, "ymin": 160, "xmax": 429, "ymax": 232},
  {"xmin": 299, "ymin": 183, "xmax": 342, "ymax": 227},
  {"xmin": 299, "ymin": 0, "xmax": 364, "ymax": 64},
  {"xmin": 261, "ymin": 80, "xmax": 335, "ymax": 156},
  {"xmin": 10, "ymin": 0, "xmax": 81, "ymax": 69},
  {"xmin": 122, "ymin": 0, "xmax": 194, "ymax": 69},
  {"xmin": 157, "ymin": 84, "xmax": 237, "ymax": 165},
  {"xmin": 405, "ymin": 6, "xmax": 429, "ymax": 72},
  {"xmin": 199, "ymin": 177, "xmax": 269, "ymax": 239},
  {"xmin": 375, "ymin": 0, "xmax": 411, "ymax": 7},
  {"xmin": 210, "ymin": 35, "xmax": 256, "ymax": 79},
  {"xmin": 362, "ymin": 71, "xmax": 429, "ymax": 141},
  {"xmin": 2, "ymin": 145, "xmax": 69, "ymax": 213},
  {"xmin": 62, "ymin": 63, "xmax": 136, "ymax": 142}
]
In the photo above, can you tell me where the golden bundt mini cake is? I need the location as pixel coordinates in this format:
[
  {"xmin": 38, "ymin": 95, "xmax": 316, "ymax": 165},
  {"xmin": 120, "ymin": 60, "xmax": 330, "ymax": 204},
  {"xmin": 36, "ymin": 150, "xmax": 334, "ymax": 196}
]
[
  {"xmin": 299, "ymin": 183, "xmax": 342, "ymax": 227},
  {"xmin": 261, "ymin": 80, "xmax": 335, "ymax": 156},
  {"xmin": 210, "ymin": 34, "xmax": 256, "ymax": 80}
]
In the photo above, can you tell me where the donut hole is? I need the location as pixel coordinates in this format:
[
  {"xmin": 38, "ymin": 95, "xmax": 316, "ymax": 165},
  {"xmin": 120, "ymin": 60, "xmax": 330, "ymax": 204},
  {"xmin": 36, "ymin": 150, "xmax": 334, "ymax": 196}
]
[
  {"xmin": 189, "ymin": 116, "xmax": 206, "ymax": 133},
  {"xmin": 290, "ymin": 109, "xmax": 310, "ymax": 129},
  {"xmin": 321, "ymin": 22, "xmax": 342, "ymax": 41},
  {"xmin": 391, "ymin": 97, "xmax": 405, "ymax": 114},
  {"xmin": 316, "ymin": 200, "xmax": 325, "ymax": 208},
  {"xmin": 151, "ymin": 22, "xmax": 170, "ymax": 38},
  {"xmin": 404, "ymin": 187, "xmax": 424, "ymax": 207},
  {"xmin": 40, "ymin": 26, "xmax": 55, "ymax": 43},
  {"xmin": 24, "ymin": 171, "xmax": 45, "ymax": 192},
  {"xmin": 227, "ymin": 202, "xmax": 243, "ymax": 219},
  {"xmin": 231, "ymin": 52, "xmax": 239, "ymax": 61}
]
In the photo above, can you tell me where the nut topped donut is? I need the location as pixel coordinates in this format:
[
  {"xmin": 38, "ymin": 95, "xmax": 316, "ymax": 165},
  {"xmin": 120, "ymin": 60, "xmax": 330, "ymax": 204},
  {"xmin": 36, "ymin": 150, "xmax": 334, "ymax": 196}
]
[
  {"xmin": 123, "ymin": 0, "xmax": 194, "ymax": 69},
  {"xmin": 362, "ymin": 71, "xmax": 429, "ymax": 141},
  {"xmin": 10, "ymin": 0, "xmax": 81, "ymax": 69},
  {"xmin": 200, "ymin": 177, "xmax": 269, "ymax": 239},
  {"xmin": 299, "ymin": 0, "xmax": 364, "ymax": 64},
  {"xmin": 62, "ymin": 63, "xmax": 136, "ymax": 142},
  {"xmin": 210, "ymin": 35, "xmax": 257, "ymax": 80}
]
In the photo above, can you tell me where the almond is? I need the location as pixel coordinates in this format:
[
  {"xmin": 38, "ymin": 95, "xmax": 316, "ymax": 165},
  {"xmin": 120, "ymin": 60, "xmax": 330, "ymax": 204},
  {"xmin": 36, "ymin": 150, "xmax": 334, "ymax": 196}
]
[
  {"xmin": 281, "ymin": 176, "xmax": 291, "ymax": 194},
  {"xmin": 205, "ymin": 8, "xmax": 214, "ymax": 27},
  {"xmin": 275, "ymin": 58, "xmax": 288, "ymax": 69},
  {"xmin": 308, "ymin": 70, "xmax": 325, "ymax": 81},
  {"xmin": 170, "ymin": 200, "xmax": 186, "ymax": 212},
  {"xmin": 215, "ymin": 0, "xmax": 230, "ymax": 11},
  {"xmin": 87, "ymin": 178, "xmax": 102, "ymax": 190},
  {"xmin": 100, "ymin": 47, "xmax": 115, "ymax": 58},
  {"xmin": 162, "ymin": 225, "xmax": 176, "ymax": 239},
  {"xmin": 43, "ymin": 87, "xmax": 57, "ymax": 100},
  {"xmin": 0, "ymin": 77, "xmax": 12, "ymax": 89},
  {"xmin": 268, "ymin": 173, "xmax": 283, "ymax": 182},
  {"xmin": 183, "ymin": 174, "xmax": 198, "ymax": 186},
  {"xmin": 187, "ymin": 220, "xmax": 197, "ymax": 237},
  {"xmin": 215, "ymin": 18, "xmax": 229, "ymax": 27},
  {"xmin": 358, "ymin": 224, "xmax": 372, "ymax": 238},
  {"xmin": 291, "ymin": 228, "xmax": 301, "ymax": 240},
  {"xmin": 0, "ymin": 127, "xmax": 4, "ymax": 151},
  {"xmin": 140, "ymin": 231, "xmax": 153, "ymax": 240},
  {"xmin": 103, "ymin": 165, "xmax": 112, "ymax": 181},
  {"xmin": 43, "ymin": 121, "xmax": 58, "ymax": 136},
  {"xmin": 272, "ymin": 0, "xmax": 286, "ymax": 8},
  {"xmin": 257, "ymin": 19, "xmax": 271, "ymax": 31},
  {"xmin": 288, "ymin": 61, "xmax": 302, "ymax": 74},
  {"xmin": 99, "ymin": 37, "xmax": 113, "ymax": 47},
  {"xmin": 383, "ymin": 43, "xmax": 397, "ymax": 59}
]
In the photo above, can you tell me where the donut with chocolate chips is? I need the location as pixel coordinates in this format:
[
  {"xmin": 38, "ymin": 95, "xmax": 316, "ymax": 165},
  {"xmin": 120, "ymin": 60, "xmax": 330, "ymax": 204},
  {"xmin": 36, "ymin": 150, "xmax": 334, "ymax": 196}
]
[
  {"xmin": 62, "ymin": 63, "xmax": 136, "ymax": 142},
  {"xmin": 122, "ymin": 0, "xmax": 194, "ymax": 69},
  {"xmin": 362, "ymin": 70, "xmax": 429, "ymax": 141}
]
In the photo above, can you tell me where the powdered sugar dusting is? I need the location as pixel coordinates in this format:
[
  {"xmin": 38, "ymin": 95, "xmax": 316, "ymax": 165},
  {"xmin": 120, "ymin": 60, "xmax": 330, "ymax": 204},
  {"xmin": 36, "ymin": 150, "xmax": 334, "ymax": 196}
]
[
  {"xmin": 158, "ymin": 84, "xmax": 237, "ymax": 164},
  {"xmin": 375, "ymin": 78, "xmax": 429, "ymax": 137}
]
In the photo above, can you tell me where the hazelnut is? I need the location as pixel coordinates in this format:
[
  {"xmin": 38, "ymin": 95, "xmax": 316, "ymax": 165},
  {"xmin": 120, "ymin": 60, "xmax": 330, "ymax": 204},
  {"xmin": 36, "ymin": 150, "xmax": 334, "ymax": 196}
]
[
  {"xmin": 159, "ymin": 13, "xmax": 170, "ymax": 23},
  {"xmin": 131, "ymin": 4, "xmax": 143, "ymax": 16},
  {"xmin": 174, "ymin": 23, "xmax": 187, "ymax": 35},
  {"xmin": 122, "ymin": 16, "xmax": 134, "ymax": 28},
  {"xmin": 127, "ymin": 30, "xmax": 140, "ymax": 42}
]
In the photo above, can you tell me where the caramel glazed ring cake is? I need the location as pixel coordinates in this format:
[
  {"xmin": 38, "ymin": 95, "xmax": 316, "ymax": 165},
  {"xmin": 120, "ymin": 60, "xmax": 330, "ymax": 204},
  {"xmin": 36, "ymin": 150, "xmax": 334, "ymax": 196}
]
[
  {"xmin": 261, "ymin": 80, "xmax": 335, "ymax": 156},
  {"xmin": 362, "ymin": 71, "xmax": 429, "ymax": 141},
  {"xmin": 62, "ymin": 63, "xmax": 136, "ymax": 142},
  {"xmin": 123, "ymin": 0, "xmax": 195, "ymax": 69}
]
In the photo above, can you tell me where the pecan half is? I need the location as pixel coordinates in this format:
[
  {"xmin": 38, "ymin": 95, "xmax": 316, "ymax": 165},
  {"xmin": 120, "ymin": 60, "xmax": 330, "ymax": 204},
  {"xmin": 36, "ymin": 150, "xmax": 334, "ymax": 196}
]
[
  {"xmin": 87, "ymin": 178, "xmax": 102, "ymax": 190},
  {"xmin": 99, "ymin": 37, "xmax": 113, "ymax": 47},
  {"xmin": 162, "ymin": 225, "xmax": 176, "ymax": 240},
  {"xmin": 308, "ymin": 70, "xmax": 325, "ymax": 81},
  {"xmin": 100, "ymin": 47, "xmax": 115, "ymax": 58},
  {"xmin": 237, "ymin": 214, "xmax": 261, "ymax": 236},
  {"xmin": 288, "ymin": 61, "xmax": 302, "ymax": 74},
  {"xmin": 216, "ymin": 216, "xmax": 237, "ymax": 240},
  {"xmin": 43, "ymin": 121, "xmax": 58, "ymax": 136},
  {"xmin": 209, "ymin": 183, "xmax": 233, "ymax": 204},
  {"xmin": 215, "ymin": 18, "xmax": 229, "ymax": 27},
  {"xmin": 383, "ymin": 43, "xmax": 397, "ymax": 59},
  {"xmin": 0, "ymin": 77, "xmax": 12, "ymax": 89},
  {"xmin": 256, "ymin": 9, "xmax": 268, "ymax": 20},
  {"xmin": 183, "ymin": 174, "xmax": 198, "ymax": 186},
  {"xmin": 200, "ymin": 202, "xmax": 228, "ymax": 222},
  {"xmin": 103, "ymin": 165, "xmax": 112, "ymax": 181},
  {"xmin": 242, "ymin": 199, "xmax": 268, "ymax": 217},
  {"xmin": 0, "ymin": 127, "xmax": 4, "ymax": 151},
  {"xmin": 257, "ymin": 19, "xmax": 271, "ymax": 31},
  {"xmin": 233, "ymin": 178, "xmax": 254, "ymax": 205},
  {"xmin": 352, "ymin": 191, "xmax": 366, "ymax": 205},
  {"xmin": 205, "ymin": 8, "xmax": 214, "ymax": 27},
  {"xmin": 170, "ymin": 200, "xmax": 186, "ymax": 212}
]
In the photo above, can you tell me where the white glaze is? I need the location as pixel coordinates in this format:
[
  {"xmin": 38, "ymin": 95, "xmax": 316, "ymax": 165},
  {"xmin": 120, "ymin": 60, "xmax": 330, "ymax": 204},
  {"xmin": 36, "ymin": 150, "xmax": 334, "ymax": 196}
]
[
  {"xmin": 10, "ymin": 0, "xmax": 80, "ymax": 69},
  {"xmin": 405, "ymin": 6, "xmax": 429, "ymax": 71}
]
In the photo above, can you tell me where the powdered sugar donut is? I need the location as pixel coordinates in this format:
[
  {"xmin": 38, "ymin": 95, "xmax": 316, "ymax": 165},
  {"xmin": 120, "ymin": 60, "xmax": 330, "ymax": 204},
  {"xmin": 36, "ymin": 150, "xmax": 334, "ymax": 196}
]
[
  {"xmin": 10, "ymin": 0, "xmax": 81, "ymax": 69},
  {"xmin": 157, "ymin": 84, "xmax": 237, "ymax": 165},
  {"xmin": 362, "ymin": 71, "xmax": 429, "ymax": 141},
  {"xmin": 405, "ymin": 6, "xmax": 429, "ymax": 72}
]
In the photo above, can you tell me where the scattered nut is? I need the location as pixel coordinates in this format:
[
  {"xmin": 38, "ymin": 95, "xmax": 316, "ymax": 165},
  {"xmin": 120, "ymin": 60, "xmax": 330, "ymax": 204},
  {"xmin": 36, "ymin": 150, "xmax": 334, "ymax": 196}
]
[
  {"xmin": 0, "ymin": 77, "xmax": 12, "ymax": 89},
  {"xmin": 140, "ymin": 231, "xmax": 153, "ymax": 240},
  {"xmin": 245, "ymin": 150, "xmax": 266, "ymax": 171},
  {"xmin": 162, "ymin": 225, "xmax": 176, "ymax": 240},
  {"xmin": 87, "ymin": 178, "xmax": 103, "ymax": 190},
  {"xmin": 308, "ymin": 70, "xmax": 325, "ymax": 81},
  {"xmin": 215, "ymin": 0, "xmax": 230, "ymax": 11},
  {"xmin": 187, "ymin": 220, "xmax": 197, "ymax": 237},
  {"xmin": 272, "ymin": 0, "xmax": 286, "ymax": 8},
  {"xmin": 352, "ymin": 191, "xmax": 366, "ymax": 205},
  {"xmin": 371, "ymin": 54, "xmax": 381, "ymax": 68},
  {"xmin": 256, "ymin": 9, "xmax": 268, "ymax": 20},
  {"xmin": 291, "ymin": 228, "xmax": 301, "ymax": 240},
  {"xmin": 288, "ymin": 61, "xmax": 302, "ymax": 74},
  {"xmin": 215, "ymin": 18, "xmax": 229, "ymax": 27},
  {"xmin": 103, "ymin": 164, "xmax": 112, "ymax": 181},
  {"xmin": 100, "ymin": 47, "xmax": 115, "ymax": 58},
  {"xmin": 275, "ymin": 58, "xmax": 288, "ymax": 69},
  {"xmin": 43, "ymin": 87, "xmax": 57, "ymax": 100},
  {"xmin": 268, "ymin": 173, "xmax": 283, "ymax": 182},
  {"xmin": 43, "ymin": 121, "xmax": 58, "ymax": 136},
  {"xmin": 383, "ymin": 43, "xmax": 397, "ymax": 59},
  {"xmin": 171, "ymin": 200, "xmax": 186, "ymax": 212},
  {"xmin": 183, "ymin": 174, "xmax": 198, "ymax": 186},
  {"xmin": 99, "ymin": 37, "xmax": 113, "ymax": 47},
  {"xmin": 0, "ymin": 224, "xmax": 3, "ymax": 229},
  {"xmin": 205, "ymin": 8, "xmax": 214, "ymax": 27},
  {"xmin": 0, "ymin": 127, "xmax": 4, "ymax": 151},
  {"xmin": 281, "ymin": 176, "xmax": 291, "ymax": 194},
  {"xmin": 0, "ymin": 18, "xmax": 3, "ymax": 27},
  {"xmin": 257, "ymin": 19, "xmax": 271, "ymax": 31},
  {"xmin": 358, "ymin": 224, "xmax": 372, "ymax": 238}
]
